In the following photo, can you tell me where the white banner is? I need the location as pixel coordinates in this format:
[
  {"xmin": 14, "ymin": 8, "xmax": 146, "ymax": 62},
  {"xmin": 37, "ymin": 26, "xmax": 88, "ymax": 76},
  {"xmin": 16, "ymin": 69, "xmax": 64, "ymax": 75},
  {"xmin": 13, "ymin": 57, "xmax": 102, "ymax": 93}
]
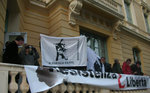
[
  {"xmin": 40, "ymin": 34, "xmax": 87, "ymax": 67},
  {"xmin": 25, "ymin": 66, "xmax": 150, "ymax": 93}
]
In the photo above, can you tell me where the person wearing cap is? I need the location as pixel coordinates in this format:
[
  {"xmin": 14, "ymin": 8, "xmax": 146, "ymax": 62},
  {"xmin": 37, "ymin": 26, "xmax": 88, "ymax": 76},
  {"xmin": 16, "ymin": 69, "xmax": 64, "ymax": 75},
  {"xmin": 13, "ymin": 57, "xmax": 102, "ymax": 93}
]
[
  {"xmin": 131, "ymin": 61, "xmax": 143, "ymax": 75},
  {"xmin": 19, "ymin": 45, "xmax": 39, "ymax": 66}
]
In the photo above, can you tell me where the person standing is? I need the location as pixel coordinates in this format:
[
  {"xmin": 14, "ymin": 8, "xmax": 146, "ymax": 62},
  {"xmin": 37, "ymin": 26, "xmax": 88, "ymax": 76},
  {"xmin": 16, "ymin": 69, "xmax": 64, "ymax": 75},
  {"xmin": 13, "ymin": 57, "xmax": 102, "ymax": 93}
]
[
  {"xmin": 19, "ymin": 45, "xmax": 39, "ymax": 66},
  {"xmin": 94, "ymin": 58, "xmax": 101, "ymax": 72},
  {"xmin": 112, "ymin": 59, "xmax": 122, "ymax": 74},
  {"xmin": 3, "ymin": 36, "xmax": 24, "ymax": 64},
  {"xmin": 103, "ymin": 57, "xmax": 112, "ymax": 72},
  {"xmin": 122, "ymin": 59, "xmax": 132, "ymax": 74},
  {"xmin": 131, "ymin": 61, "xmax": 143, "ymax": 75},
  {"xmin": 97, "ymin": 57, "xmax": 112, "ymax": 73}
]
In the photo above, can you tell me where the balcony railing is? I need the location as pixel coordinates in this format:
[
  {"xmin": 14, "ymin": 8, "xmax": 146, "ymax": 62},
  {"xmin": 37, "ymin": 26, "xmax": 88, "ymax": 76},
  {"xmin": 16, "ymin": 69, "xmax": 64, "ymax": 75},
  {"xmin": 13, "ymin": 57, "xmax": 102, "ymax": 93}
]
[
  {"xmin": 0, "ymin": 63, "xmax": 149, "ymax": 93},
  {"xmin": 84, "ymin": 0, "xmax": 124, "ymax": 20}
]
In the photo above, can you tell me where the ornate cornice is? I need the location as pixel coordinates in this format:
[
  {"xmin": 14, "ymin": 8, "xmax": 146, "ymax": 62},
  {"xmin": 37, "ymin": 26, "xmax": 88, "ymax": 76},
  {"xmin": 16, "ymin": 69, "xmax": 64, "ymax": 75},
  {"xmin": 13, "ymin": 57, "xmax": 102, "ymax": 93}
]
[
  {"xmin": 29, "ymin": 0, "xmax": 46, "ymax": 8},
  {"xmin": 29, "ymin": 0, "xmax": 124, "ymax": 27},
  {"xmin": 29, "ymin": 0, "xmax": 56, "ymax": 8},
  {"xmin": 141, "ymin": 0, "xmax": 150, "ymax": 15},
  {"xmin": 83, "ymin": 0, "xmax": 124, "ymax": 20},
  {"xmin": 78, "ymin": 9, "xmax": 113, "ymax": 32},
  {"xmin": 120, "ymin": 25, "xmax": 150, "ymax": 43}
]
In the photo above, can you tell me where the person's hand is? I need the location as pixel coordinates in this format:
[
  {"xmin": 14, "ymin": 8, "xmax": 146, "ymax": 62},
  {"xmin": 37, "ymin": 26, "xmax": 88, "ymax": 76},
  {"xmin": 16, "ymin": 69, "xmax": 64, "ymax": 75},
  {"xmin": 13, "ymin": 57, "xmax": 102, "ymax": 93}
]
[{"xmin": 134, "ymin": 72, "xmax": 137, "ymax": 74}]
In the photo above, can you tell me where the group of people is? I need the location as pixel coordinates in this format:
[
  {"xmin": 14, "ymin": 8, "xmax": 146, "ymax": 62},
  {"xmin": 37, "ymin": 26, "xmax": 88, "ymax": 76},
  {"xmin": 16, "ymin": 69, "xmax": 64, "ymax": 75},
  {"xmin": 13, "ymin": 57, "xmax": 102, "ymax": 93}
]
[
  {"xmin": 3, "ymin": 36, "xmax": 39, "ymax": 66},
  {"xmin": 122, "ymin": 59, "xmax": 143, "ymax": 75},
  {"xmin": 93, "ymin": 57, "xmax": 143, "ymax": 75},
  {"xmin": 2, "ymin": 36, "xmax": 144, "ymax": 76}
]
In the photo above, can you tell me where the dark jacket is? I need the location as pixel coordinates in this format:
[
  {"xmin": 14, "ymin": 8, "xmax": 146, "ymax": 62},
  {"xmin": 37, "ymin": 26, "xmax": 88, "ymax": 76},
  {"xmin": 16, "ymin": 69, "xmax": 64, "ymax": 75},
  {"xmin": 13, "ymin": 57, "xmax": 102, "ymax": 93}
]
[
  {"xmin": 19, "ymin": 46, "xmax": 39, "ymax": 66},
  {"xmin": 131, "ymin": 64, "xmax": 143, "ymax": 75},
  {"xmin": 112, "ymin": 63, "xmax": 122, "ymax": 74},
  {"xmin": 104, "ymin": 62, "xmax": 112, "ymax": 72},
  {"xmin": 3, "ymin": 41, "xmax": 20, "ymax": 64},
  {"xmin": 94, "ymin": 61, "xmax": 112, "ymax": 72},
  {"xmin": 94, "ymin": 60, "xmax": 101, "ymax": 71}
]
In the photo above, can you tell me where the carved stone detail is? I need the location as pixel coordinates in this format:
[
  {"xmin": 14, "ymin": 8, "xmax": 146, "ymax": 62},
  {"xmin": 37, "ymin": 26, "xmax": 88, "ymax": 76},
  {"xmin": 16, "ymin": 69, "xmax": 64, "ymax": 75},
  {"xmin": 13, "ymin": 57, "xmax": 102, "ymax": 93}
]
[
  {"xmin": 59, "ymin": 83, "xmax": 67, "ymax": 93},
  {"xmin": 141, "ymin": 0, "xmax": 150, "ymax": 15},
  {"xmin": 51, "ymin": 84, "xmax": 59, "ymax": 93},
  {"xmin": 9, "ymin": 71, "xmax": 18, "ymax": 93},
  {"xmin": 68, "ymin": 0, "xmax": 83, "ymax": 26},
  {"xmin": 20, "ymin": 72, "xmax": 29, "ymax": 93},
  {"xmin": 67, "ymin": 83, "xmax": 75, "ymax": 93},
  {"xmin": 78, "ymin": 10, "xmax": 112, "ymax": 31},
  {"xmin": 112, "ymin": 20, "xmax": 123, "ymax": 40}
]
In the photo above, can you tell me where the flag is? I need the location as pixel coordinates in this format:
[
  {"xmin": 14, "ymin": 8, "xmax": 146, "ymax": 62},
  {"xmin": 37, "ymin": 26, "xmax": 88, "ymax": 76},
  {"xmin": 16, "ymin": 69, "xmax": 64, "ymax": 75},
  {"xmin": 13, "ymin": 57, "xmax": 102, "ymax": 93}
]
[{"xmin": 40, "ymin": 34, "xmax": 87, "ymax": 67}]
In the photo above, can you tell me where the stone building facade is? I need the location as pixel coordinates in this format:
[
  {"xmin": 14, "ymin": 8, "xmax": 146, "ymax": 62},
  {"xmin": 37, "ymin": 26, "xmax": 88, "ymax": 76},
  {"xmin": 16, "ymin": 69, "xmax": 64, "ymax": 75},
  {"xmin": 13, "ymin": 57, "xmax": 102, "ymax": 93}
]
[{"xmin": 0, "ymin": 0, "xmax": 150, "ymax": 75}]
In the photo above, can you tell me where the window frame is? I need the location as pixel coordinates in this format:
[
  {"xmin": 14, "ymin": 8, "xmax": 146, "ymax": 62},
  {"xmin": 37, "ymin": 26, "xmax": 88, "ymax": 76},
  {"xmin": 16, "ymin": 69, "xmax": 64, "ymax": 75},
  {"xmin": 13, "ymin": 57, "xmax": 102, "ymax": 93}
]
[
  {"xmin": 132, "ymin": 48, "xmax": 141, "ymax": 63},
  {"xmin": 144, "ymin": 14, "xmax": 150, "ymax": 33},
  {"xmin": 124, "ymin": 1, "xmax": 133, "ymax": 23},
  {"xmin": 80, "ymin": 30, "xmax": 109, "ymax": 62},
  {"xmin": 4, "ymin": 32, "xmax": 27, "ymax": 44}
]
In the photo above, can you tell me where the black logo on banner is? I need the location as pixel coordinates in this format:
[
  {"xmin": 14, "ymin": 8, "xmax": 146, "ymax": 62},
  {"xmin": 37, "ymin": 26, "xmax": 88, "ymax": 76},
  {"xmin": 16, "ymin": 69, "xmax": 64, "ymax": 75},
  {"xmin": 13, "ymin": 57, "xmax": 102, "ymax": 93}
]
[{"xmin": 55, "ymin": 39, "xmax": 68, "ymax": 61}]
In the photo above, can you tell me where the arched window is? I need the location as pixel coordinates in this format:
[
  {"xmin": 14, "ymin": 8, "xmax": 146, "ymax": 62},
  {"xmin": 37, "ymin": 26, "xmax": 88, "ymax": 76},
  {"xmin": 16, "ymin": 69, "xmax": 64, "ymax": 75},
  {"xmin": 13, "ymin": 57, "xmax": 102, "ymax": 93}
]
[{"xmin": 132, "ymin": 48, "xmax": 141, "ymax": 63}]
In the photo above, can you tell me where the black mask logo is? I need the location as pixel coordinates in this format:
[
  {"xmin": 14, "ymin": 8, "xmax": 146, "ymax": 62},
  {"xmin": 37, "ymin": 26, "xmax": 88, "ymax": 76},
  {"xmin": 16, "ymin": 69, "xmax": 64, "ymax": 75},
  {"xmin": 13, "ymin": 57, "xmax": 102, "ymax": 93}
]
[{"xmin": 55, "ymin": 39, "xmax": 68, "ymax": 61}]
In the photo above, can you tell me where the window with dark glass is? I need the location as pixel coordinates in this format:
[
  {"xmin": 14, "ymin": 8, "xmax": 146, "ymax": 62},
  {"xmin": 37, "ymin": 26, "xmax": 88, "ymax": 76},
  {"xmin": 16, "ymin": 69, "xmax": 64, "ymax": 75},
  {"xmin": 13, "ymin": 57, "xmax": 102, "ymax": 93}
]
[
  {"xmin": 80, "ymin": 30, "xmax": 108, "ymax": 62},
  {"xmin": 132, "ymin": 48, "xmax": 141, "ymax": 63},
  {"xmin": 124, "ymin": 1, "xmax": 133, "ymax": 23},
  {"xmin": 144, "ymin": 14, "xmax": 150, "ymax": 33}
]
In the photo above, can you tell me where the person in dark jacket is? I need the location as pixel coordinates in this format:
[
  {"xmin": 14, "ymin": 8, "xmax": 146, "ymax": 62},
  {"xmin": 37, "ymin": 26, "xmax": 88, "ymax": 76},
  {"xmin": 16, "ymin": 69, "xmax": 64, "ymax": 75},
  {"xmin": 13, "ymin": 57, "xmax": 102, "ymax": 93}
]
[
  {"xmin": 2, "ymin": 36, "xmax": 24, "ymax": 64},
  {"xmin": 112, "ymin": 59, "xmax": 122, "ymax": 74},
  {"xmin": 19, "ymin": 45, "xmax": 39, "ymax": 66},
  {"xmin": 102, "ymin": 57, "xmax": 112, "ymax": 72},
  {"xmin": 98, "ymin": 57, "xmax": 112, "ymax": 73},
  {"xmin": 131, "ymin": 61, "xmax": 143, "ymax": 75},
  {"xmin": 94, "ymin": 58, "xmax": 101, "ymax": 72}
]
